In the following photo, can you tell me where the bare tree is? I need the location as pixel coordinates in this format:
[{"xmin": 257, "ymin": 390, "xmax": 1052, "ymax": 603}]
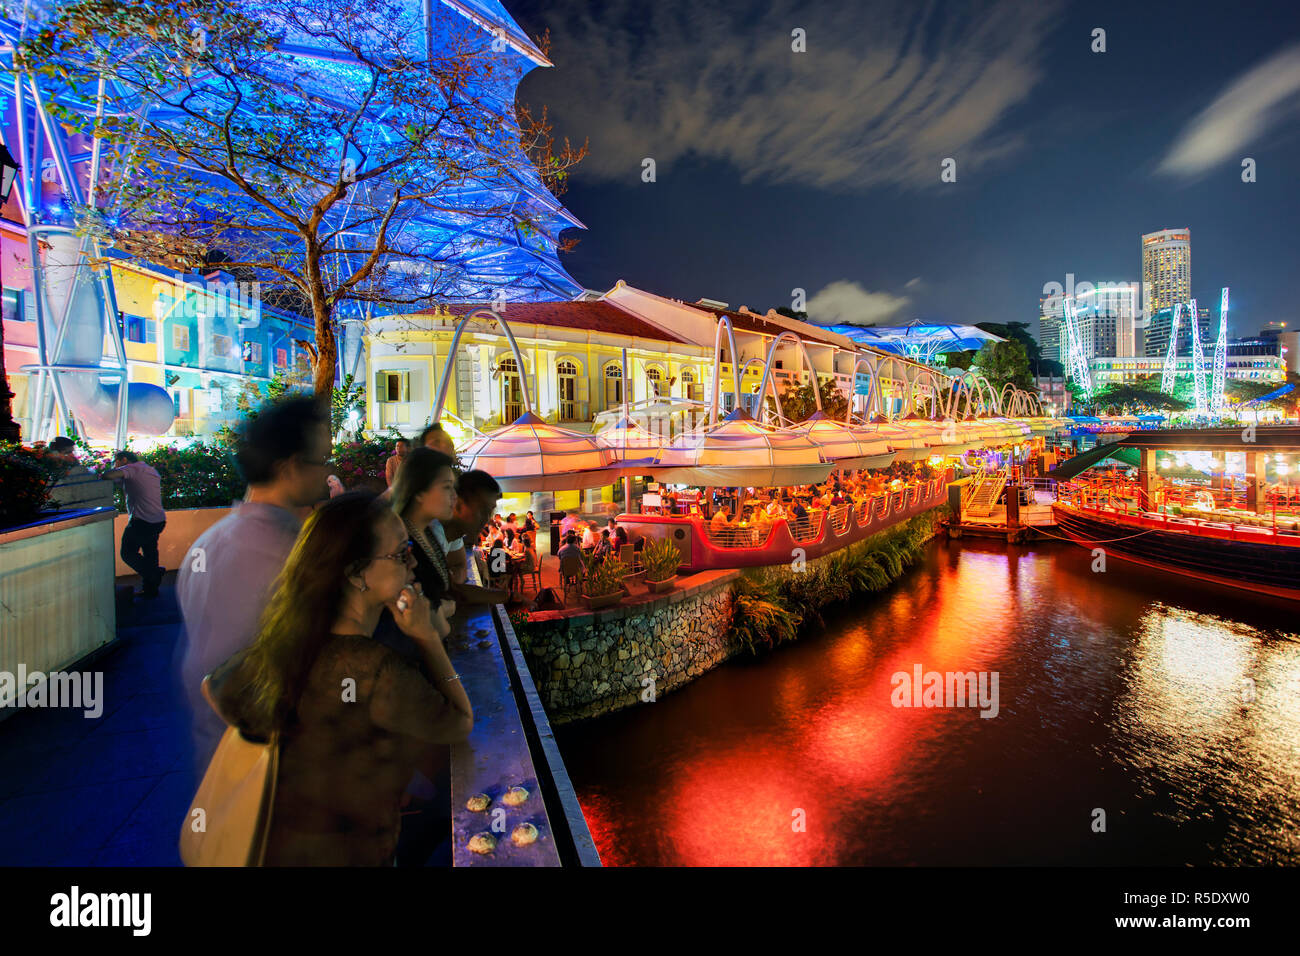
[{"xmin": 23, "ymin": 0, "xmax": 586, "ymax": 397}]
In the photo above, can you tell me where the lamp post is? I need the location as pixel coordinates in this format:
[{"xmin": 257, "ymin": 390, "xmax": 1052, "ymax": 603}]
[{"xmin": 0, "ymin": 142, "xmax": 22, "ymax": 443}]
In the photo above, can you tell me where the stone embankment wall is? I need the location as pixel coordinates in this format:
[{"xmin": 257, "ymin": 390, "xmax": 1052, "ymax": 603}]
[{"xmin": 521, "ymin": 573, "xmax": 740, "ymax": 724}]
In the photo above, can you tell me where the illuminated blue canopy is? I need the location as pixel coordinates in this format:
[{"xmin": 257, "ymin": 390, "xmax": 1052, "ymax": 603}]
[
  {"xmin": 825, "ymin": 321, "xmax": 1004, "ymax": 362},
  {"xmin": 1, "ymin": 0, "xmax": 584, "ymax": 304}
]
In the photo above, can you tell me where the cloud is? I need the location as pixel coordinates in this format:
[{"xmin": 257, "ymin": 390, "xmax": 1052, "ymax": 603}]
[
  {"xmin": 1158, "ymin": 43, "xmax": 1300, "ymax": 178},
  {"xmin": 804, "ymin": 281, "xmax": 909, "ymax": 325},
  {"xmin": 904, "ymin": 277, "xmax": 923, "ymax": 289},
  {"xmin": 523, "ymin": 0, "xmax": 1064, "ymax": 191}
]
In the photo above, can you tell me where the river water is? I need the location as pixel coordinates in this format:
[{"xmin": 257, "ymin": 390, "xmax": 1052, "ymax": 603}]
[{"xmin": 557, "ymin": 537, "xmax": 1300, "ymax": 866}]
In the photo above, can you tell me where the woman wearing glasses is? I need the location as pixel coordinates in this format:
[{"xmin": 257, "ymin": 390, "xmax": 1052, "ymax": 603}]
[
  {"xmin": 205, "ymin": 492, "xmax": 472, "ymax": 866},
  {"xmin": 389, "ymin": 447, "xmax": 459, "ymax": 613}
]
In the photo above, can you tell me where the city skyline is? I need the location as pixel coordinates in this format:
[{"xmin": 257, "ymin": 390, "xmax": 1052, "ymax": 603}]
[{"xmin": 510, "ymin": 0, "xmax": 1300, "ymax": 343}]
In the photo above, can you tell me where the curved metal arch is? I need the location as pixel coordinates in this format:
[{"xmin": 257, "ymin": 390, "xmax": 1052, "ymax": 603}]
[
  {"xmin": 741, "ymin": 357, "xmax": 786, "ymax": 422},
  {"xmin": 953, "ymin": 371, "xmax": 999, "ymax": 416},
  {"xmin": 844, "ymin": 355, "xmax": 883, "ymax": 423},
  {"xmin": 904, "ymin": 369, "xmax": 946, "ymax": 421},
  {"xmin": 432, "ymin": 308, "xmax": 533, "ymax": 420},
  {"xmin": 999, "ymin": 382, "xmax": 1020, "ymax": 417},
  {"xmin": 949, "ymin": 374, "xmax": 979, "ymax": 419},
  {"xmin": 979, "ymin": 375, "xmax": 1002, "ymax": 415},
  {"xmin": 754, "ymin": 331, "xmax": 827, "ymax": 422},
  {"xmin": 874, "ymin": 354, "xmax": 914, "ymax": 422},
  {"xmin": 709, "ymin": 314, "xmax": 744, "ymax": 426}
]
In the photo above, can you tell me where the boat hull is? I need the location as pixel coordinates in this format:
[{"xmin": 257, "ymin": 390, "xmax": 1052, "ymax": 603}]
[{"xmin": 1051, "ymin": 504, "xmax": 1300, "ymax": 601}]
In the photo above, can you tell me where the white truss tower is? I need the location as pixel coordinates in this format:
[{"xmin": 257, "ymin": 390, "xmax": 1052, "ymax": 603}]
[
  {"xmin": 1062, "ymin": 296, "xmax": 1092, "ymax": 400},
  {"xmin": 1211, "ymin": 288, "xmax": 1229, "ymax": 414},
  {"xmin": 1188, "ymin": 298, "xmax": 1208, "ymax": 415},
  {"xmin": 1160, "ymin": 303, "xmax": 1182, "ymax": 395}
]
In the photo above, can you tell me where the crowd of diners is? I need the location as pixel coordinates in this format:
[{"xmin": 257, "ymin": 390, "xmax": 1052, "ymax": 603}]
[{"xmin": 647, "ymin": 463, "xmax": 940, "ymax": 547}]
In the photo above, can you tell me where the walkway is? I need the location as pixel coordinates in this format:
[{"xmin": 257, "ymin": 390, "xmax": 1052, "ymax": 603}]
[{"xmin": 0, "ymin": 575, "xmax": 195, "ymax": 865}]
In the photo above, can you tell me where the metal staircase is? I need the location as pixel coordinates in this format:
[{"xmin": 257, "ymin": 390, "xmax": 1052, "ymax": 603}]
[{"xmin": 964, "ymin": 473, "xmax": 1008, "ymax": 518}]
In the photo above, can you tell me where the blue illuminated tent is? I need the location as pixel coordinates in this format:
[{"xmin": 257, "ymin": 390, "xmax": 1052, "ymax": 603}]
[{"xmin": 824, "ymin": 320, "xmax": 1003, "ymax": 363}]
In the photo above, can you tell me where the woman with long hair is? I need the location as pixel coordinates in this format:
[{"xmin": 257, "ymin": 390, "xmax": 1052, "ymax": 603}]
[
  {"xmin": 390, "ymin": 447, "xmax": 458, "ymax": 607},
  {"xmin": 206, "ymin": 492, "xmax": 472, "ymax": 866}
]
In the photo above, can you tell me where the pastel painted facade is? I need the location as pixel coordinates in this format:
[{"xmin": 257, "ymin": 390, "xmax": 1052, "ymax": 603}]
[{"xmin": 2, "ymin": 219, "xmax": 315, "ymax": 444}]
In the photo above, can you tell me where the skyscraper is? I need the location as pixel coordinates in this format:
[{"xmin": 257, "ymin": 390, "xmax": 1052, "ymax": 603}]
[
  {"xmin": 1038, "ymin": 296, "xmax": 1062, "ymax": 364},
  {"xmin": 1141, "ymin": 228, "xmax": 1191, "ymax": 357}
]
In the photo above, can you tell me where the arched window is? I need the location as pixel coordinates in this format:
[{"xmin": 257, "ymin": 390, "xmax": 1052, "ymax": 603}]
[
  {"xmin": 498, "ymin": 356, "xmax": 522, "ymax": 423},
  {"xmin": 680, "ymin": 368, "xmax": 703, "ymax": 403},
  {"xmin": 604, "ymin": 362, "xmax": 623, "ymax": 411},
  {"xmin": 646, "ymin": 366, "xmax": 662, "ymax": 398},
  {"xmin": 557, "ymin": 359, "xmax": 580, "ymax": 421}
]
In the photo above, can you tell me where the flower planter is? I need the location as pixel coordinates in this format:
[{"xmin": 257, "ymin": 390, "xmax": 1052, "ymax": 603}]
[
  {"xmin": 646, "ymin": 577, "xmax": 676, "ymax": 594},
  {"xmin": 585, "ymin": 592, "xmax": 623, "ymax": 610}
]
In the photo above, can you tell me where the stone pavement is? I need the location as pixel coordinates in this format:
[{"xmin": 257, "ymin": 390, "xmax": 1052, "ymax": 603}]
[{"xmin": 0, "ymin": 575, "xmax": 196, "ymax": 866}]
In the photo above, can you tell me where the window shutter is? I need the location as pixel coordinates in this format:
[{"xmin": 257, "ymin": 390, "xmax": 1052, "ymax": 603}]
[
  {"xmin": 576, "ymin": 374, "xmax": 589, "ymax": 403},
  {"xmin": 374, "ymin": 371, "xmax": 388, "ymax": 402},
  {"xmin": 400, "ymin": 371, "xmax": 411, "ymax": 403}
]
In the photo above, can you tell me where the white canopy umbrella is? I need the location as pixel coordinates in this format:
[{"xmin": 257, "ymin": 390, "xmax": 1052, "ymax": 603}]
[
  {"xmin": 458, "ymin": 411, "xmax": 629, "ymax": 492},
  {"xmin": 595, "ymin": 415, "xmax": 664, "ymax": 462},
  {"xmin": 651, "ymin": 408, "xmax": 833, "ymax": 488},
  {"xmin": 860, "ymin": 414, "xmax": 931, "ymax": 461},
  {"xmin": 894, "ymin": 414, "xmax": 975, "ymax": 456},
  {"xmin": 790, "ymin": 411, "xmax": 896, "ymax": 471}
]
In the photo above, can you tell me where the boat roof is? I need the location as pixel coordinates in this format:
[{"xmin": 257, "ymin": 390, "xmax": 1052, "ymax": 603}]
[{"xmin": 1117, "ymin": 426, "xmax": 1300, "ymax": 451}]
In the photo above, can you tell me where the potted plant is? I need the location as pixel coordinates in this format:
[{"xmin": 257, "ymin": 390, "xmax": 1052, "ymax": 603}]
[
  {"xmin": 583, "ymin": 555, "xmax": 628, "ymax": 609},
  {"xmin": 642, "ymin": 537, "xmax": 682, "ymax": 593}
]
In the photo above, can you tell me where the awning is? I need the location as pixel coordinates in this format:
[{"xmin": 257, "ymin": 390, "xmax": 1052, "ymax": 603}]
[
  {"xmin": 651, "ymin": 408, "xmax": 833, "ymax": 488},
  {"xmin": 458, "ymin": 411, "xmax": 622, "ymax": 491}
]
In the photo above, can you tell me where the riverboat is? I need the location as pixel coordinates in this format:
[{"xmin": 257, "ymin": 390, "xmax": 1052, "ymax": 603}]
[{"xmin": 1051, "ymin": 426, "xmax": 1300, "ymax": 601}]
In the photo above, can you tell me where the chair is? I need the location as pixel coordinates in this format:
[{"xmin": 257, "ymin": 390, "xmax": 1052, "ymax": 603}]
[
  {"xmin": 559, "ymin": 552, "xmax": 585, "ymax": 603},
  {"xmin": 487, "ymin": 546, "xmax": 511, "ymax": 588},
  {"xmin": 618, "ymin": 544, "xmax": 636, "ymax": 569},
  {"xmin": 516, "ymin": 550, "xmax": 542, "ymax": 593}
]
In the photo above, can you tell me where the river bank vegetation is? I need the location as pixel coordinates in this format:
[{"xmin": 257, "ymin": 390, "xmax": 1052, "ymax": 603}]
[{"xmin": 729, "ymin": 509, "xmax": 944, "ymax": 654}]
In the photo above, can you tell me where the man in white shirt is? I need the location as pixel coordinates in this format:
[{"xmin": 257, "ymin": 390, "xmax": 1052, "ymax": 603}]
[
  {"xmin": 102, "ymin": 451, "xmax": 167, "ymax": 598},
  {"xmin": 176, "ymin": 396, "xmax": 332, "ymax": 774}
]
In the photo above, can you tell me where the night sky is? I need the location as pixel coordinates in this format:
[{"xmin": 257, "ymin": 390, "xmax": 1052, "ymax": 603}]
[{"xmin": 509, "ymin": 0, "xmax": 1300, "ymax": 341}]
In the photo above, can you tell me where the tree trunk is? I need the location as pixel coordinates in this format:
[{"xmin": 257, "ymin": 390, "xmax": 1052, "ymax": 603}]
[{"xmin": 304, "ymin": 251, "xmax": 336, "ymax": 402}]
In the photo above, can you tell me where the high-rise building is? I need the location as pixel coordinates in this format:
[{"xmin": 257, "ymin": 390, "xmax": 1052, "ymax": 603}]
[
  {"xmin": 1141, "ymin": 228, "xmax": 1190, "ymax": 356},
  {"xmin": 1143, "ymin": 304, "xmax": 1211, "ymax": 359},
  {"xmin": 1074, "ymin": 282, "xmax": 1138, "ymax": 358},
  {"xmin": 1141, "ymin": 228, "xmax": 1191, "ymax": 315},
  {"xmin": 1041, "ymin": 282, "xmax": 1137, "ymax": 364},
  {"xmin": 1038, "ymin": 297, "xmax": 1062, "ymax": 364}
]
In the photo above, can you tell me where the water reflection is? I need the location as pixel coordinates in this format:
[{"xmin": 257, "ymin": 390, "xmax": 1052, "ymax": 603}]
[{"xmin": 559, "ymin": 539, "xmax": 1300, "ymax": 866}]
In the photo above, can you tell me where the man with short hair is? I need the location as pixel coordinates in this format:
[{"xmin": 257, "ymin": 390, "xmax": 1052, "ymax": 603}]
[
  {"xmin": 176, "ymin": 395, "xmax": 331, "ymax": 773},
  {"xmin": 47, "ymin": 436, "xmax": 82, "ymax": 467},
  {"xmin": 556, "ymin": 530, "xmax": 583, "ymax": 564},
  {"xmin": 385, "ymin": 437, "xmax": 410, "ymax": 487},
  {"xmin": 102, "ymin": 451, "xmax": 167, "ymax": 598},
  {"xmin": 420, "ymin": 422, "xmax": 456, "ymax": 457},
  {"xmin": 45, "ymin": 437, "xmax": 90, "ymax": 508},
  {"xmin": 608, "ymin": 516, "xmax": 629, "ymax": 550},
  {"xmin": 440, "ymin": 469, "xmax": 508, "ymax": 604}
]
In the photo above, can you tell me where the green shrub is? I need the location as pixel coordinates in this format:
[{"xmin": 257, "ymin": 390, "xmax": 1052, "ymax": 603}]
[
  {"xmin": 730, "ymin": 574, "xmax": 802, "ymax": 654},
  {"xmin": 642, "ymin": 537, "xmax": 683, "ymax": 581},
  {"xmin": 730, "ymin": 511, "xmax": 938, "ymax": 655},
  {"xmin": 583, "ymin": 555, "xmax": 628, "ymax": 597},
  {"xmin": 131, "ymin": 442, "xmax": 244, "ymax": 510},
  {"xmin": 331, "ymin": 438, "xmax": 391, "ymax": 492},
  {"xmin": 0, "ymin": 445, "xmax": 57, "ymax": 529}
]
